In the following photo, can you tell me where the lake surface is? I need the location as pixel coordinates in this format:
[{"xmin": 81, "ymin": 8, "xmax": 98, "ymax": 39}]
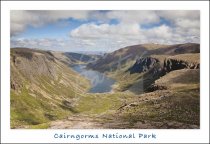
[{"xmin": 71, "ymin": 65, "xmax": 116, "ymax": 93}]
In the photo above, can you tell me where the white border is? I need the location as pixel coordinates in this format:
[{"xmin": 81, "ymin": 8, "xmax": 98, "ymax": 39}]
[{"xmin": 1, "ymin": 1, "xmax": 209, "ymax": 143}]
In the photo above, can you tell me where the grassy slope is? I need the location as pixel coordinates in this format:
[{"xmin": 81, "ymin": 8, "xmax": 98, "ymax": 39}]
[
  {"xmin": 72, "ymin": 67, "xmax": 200, "ymax": 128},
  {"xmin": 10, "ymin": 48, "xmax": 91, "ymax": 128},
  {"xmin": 168, "ymin": 53, "xmax": 200, "ymax": 64},
  {"xmin": 88, "ymin": 43, "xmax": 200, "ymax": 91},
  {"xmin": 107, "ymin": 53, "xmax": 199, "ymax": 93},
  {"xmin": 10, "ymin": 45, "xmax": 200, "ymax": 129},
  {"xmin": 88, "ymin": 43, "xmax": 199, "ymax": 72},
  {"xmin": 115, "ymin": 89, "xmax": 199, "ymax": 128},
  {"xmin": 154, "ymin": 69, "xmax": 200, "ymax": 90},
  {"xmin": 115, "ymin": 70, "xmax": 200, "ymax": 128},
  {"xmin": 75, "ymin": 92, "xmax": 135, "ymax": 115},
  {"xmin": 90, "ymin": 52, "xmax": 200, "ymax": 128}
]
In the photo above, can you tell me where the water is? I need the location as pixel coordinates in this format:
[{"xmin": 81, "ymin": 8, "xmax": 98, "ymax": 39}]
[{"xmin": 71, "ymin": 65, "xmax": 115, "ymax": 93}]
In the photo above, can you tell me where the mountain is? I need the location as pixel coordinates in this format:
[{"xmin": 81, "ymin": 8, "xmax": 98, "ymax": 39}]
[
  {"xmin": 10, "ymin": 43, "xmax": 200, "ymax": 129},
  {"xmin": 64, "ymin": 52, "xmax": 100, "ymax": 65},
  {"xmin": 10, "ymin": 48, "xmax": 91, "ymax": 128},
  {"xmin": 49, "ymin": 51, "xmax": 100, "ymax": 66},
  {"xmin": 87, "ymin": 43, "xmax": 199, "ymax": 72},
  {"xmin": 88, "ymin": 43, "xmax": 200, "ymax": 128},
  {"xmin": 87, "ymin": 43, "xmax": 200, "ymax": 94}
]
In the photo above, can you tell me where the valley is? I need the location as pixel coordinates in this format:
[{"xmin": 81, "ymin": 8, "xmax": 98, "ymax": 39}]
[
  {"xmin": 71, "ymin": 64, "xmax": 115, "ymax": 93},
  {"xmin": 10, "ymin": 43, "xmax": 200, "ymax": 129}
]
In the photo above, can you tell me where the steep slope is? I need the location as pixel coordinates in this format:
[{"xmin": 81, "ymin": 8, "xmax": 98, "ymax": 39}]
[
  {"xmin": 147, "ymin": 69, "xmax": 199, "ymax": 92},
  {"xmin": 106, "ymin": 50, "xmax": 200, "ymax": 128},
  {"xmin": 113, "ymin": 87, "xmax": 200, "ymax": 128},
  {"xmin": 64, "ymin": 52, "xmax": 100, "ymax": 65},
  {"xmin": 115, "ymin": 53, "xmax": 199, "ymax": 94},
  {"xmin": 87, "ymin": 43, "xmax": 199, "ymax": 72},
  {"xmin": 50, "ymin": 51, "xmax": 100, "ymax": 66},
  {"xmin": 10, "ymin": 48, "xmax": 90, "ymax": 128},
  {"xmin": 113, "ymin": 65, "xmax": 200, "ymax": 128},
  {"xmin": 86, "ymin": 44, "xmax": 199, "ymax": 102},
  {"xmin": 10, "ymin": 43, "xmax": 200, "ymax": 129}
]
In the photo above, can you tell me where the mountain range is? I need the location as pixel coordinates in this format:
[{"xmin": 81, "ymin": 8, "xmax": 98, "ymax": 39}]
[{"xmin": 10, "ymin": 43, "xmax": 200, "ymax": 129}]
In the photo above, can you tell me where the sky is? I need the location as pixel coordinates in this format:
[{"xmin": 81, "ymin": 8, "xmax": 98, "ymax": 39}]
[{"xmin": 10, "ymin": 10, "xmax": 200, "ymax": 52}]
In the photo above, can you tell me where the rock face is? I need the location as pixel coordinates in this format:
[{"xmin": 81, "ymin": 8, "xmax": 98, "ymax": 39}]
[
  {"xmin": 11, "ymin": 81, "xmax": 22, "ymax": 90},
  {"xmin": 146, "ymin": 84, "xmax": 167, "ymax": 92},
  {"xmin": 163, "ymin": 58, "xmax": 200, "ymax": 72},
  {"xmin": 129, "ymin": 54, "xmax": 199, "ymax": 76},
  {"xmin": 88, "ymin": 43, "xmax": 200, "ymax": 73},
  {"xmin": 127, "ymin": 53, "xmax": 200, "ymax": 93},
  {"xmin": 128, "ymin": 57, "xmax": 159, "ymax": 74}
]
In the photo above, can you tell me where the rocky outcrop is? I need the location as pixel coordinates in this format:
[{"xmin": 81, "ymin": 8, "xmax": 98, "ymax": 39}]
[
  {"xmin": 146, "ymin": 84, "xmax": 167, "ymax": 92},
  {"xmin": 10, "ymin": 81, "xmax": 22, "ymax": 90},
  {"xmin": 87, "ymin": 43, "xmax": 200, "ymax": 73},
  {"xmin": 163, "ymin": 58, "xmax": 200, "ymax": 72},
  {"xmin": 129, "ymin": 55, "xmax": 199, "ymax": 75},
  {"xmin": 127, "ymin": 54, "xmax": 200, "ymax": 93},
  {"xmin": 128, "ymin": 57, "xmax": 159, "ymax": 74},
  {"xmin": 146, "ymin": 57, "xmax": 200, "ymax": 92}
]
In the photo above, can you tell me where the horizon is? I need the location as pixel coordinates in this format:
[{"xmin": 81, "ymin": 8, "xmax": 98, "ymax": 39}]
[
  {"xmin": 10, "ymin": 42, "xmax": 200, "ymax": 54},
  {"xmin": 10, "ymin": 10, "xmax": 200, "ymax": 52}
]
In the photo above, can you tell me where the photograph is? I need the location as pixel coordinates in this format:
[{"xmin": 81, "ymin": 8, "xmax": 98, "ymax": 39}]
[{"xmin": 10, "ymin": 10, "xmax": 200, "ymax": 129}]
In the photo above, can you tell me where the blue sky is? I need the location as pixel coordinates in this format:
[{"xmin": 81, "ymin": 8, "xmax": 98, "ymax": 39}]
[
  {"xmin": 11, "ymin": 10, "xmax": 200, "ymax": 52},
  {"xmin": 13, "ymin": 18, "xmax": 119, "ymax": 39},
  {"xmin": 13, "ymin": 19, "xmax": 86, "ymax": 39}
]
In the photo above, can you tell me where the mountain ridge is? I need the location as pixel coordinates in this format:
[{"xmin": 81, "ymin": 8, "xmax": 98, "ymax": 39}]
[{"xmin": 10, "ymin": 42, "xmax": 200, "ymax": 129}]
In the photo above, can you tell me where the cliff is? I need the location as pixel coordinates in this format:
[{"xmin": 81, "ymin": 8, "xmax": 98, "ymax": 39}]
[
  {"xmin": 128, "ymin": 57, "xmax": 159, "ymax": 74},
  {"xmin": 87, "ymin": 43, "xmax": 199, "ymax": 72}
]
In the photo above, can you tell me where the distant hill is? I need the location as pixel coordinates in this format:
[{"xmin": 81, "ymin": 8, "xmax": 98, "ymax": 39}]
[{"xmin": 64, "ymin": 52, "xmax": 100, "ymax": 65}]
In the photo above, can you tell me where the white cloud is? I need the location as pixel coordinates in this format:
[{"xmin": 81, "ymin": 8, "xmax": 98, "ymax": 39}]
[
  {"xmin": 157, "ymin": 10, "xmax": 200, "ymax": 29},
  {"xmin": 158, "ymin": 10, "xmax": 200, "ymax": 21},
  {"xmin": 70, "ymin": 22, "xmax": 147, "ymax": 50},
  {"xmin": 11, "ymin": 10, "xmax": 161, "ymax": 36},
  {"xmin": 11, "ymin": 10, "xmax": 91, "ymax": 36},
  {"xmin": 158, "ymin": 10, "xmax": 200, "ymax": 37},
  {"xmin": 11, "ymin": 10, "xmax": 200, "ymax": 51},
  {"xmin": 175, "ymin": 19, "xmax": 199, "ymax": 29},
  {"xmin": 70, "ymin": 23, "xmax": 141, "ymax": 39},
  {"xmin": 144, "ymin": 25, "xmax": 173, "ymax": 39},
  {"xmin": 70, "ymin": 20, "xmax": 199, "ymax": 49},
  {"xmin": 11, "ymin": 38, "xmax": 66, "ymax": 50},
  {"xmin": 106, "ymin": 10, "xmax": 160, "ymax": 24}
]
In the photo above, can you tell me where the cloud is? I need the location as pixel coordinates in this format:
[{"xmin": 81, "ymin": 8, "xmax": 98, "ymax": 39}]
[
  {"xmin": 70, "ymin": 22, "xmax": 147, "ymax": 50},
  {"xmin": 143, "ymin": 25, "xmax": 172, "ymax": 39},
  {"xmin": 10, "ymin": 10, "xmax": 161, "ymax": 36},
  {"xmin": 11, "ymin": 10, "xmax": 200, "ymax": 51},
  {"xmin": 69, "ymin": 10, "xmax": 200, "ymax": 48},
  {"xmin": 11, "ymin": 10, "xmax": 91, "ymax": 36},
  {"xmin": 106, "ymin": 10, "xmax": 160, "ymax": 24},
  {"xmin": 70, "ymin": 23, "xmax": 141, "ymax": 39},
  {"xmin": 70, "ymin": 20, "xmax": 199, "ymax": 48},
  {"xmin": 158, "ymin": 10, "xmax": 199, "ymax": 21},
  {"xmin": 11, "ymin": 38, "xmax": 66, "ymax": 50},
  {"xmin": 158, "ymin": 11, "xmax": 199, "ymax": 26}
]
